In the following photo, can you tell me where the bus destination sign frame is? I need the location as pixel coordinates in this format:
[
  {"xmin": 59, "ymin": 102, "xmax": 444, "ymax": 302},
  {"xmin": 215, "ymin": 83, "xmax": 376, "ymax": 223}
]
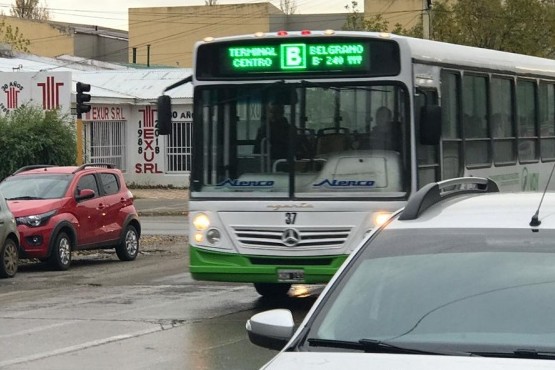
[
  {"xmin": 226, "ymin": 42, "xmax": 369, "ymax": 73},
  {"xmin": 195, "ymin": 37, "xmax": 401, "ymax": 79}
]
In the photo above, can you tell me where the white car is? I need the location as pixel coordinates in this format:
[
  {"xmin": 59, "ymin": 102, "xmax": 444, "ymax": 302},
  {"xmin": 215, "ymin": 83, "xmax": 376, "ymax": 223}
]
[{"xmin": 247, "ymin": 177, "xmax": 555, "ymax": 369}]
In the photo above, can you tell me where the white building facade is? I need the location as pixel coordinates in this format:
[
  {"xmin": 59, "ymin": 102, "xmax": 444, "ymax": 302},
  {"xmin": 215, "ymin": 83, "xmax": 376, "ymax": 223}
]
[
  {"xmin": 0, "ymin": 55, "xmax": 193, "ymax": 188},
  {"xmin": 81, "ymin": 100, "xmax": 193, "ymax": 187}
]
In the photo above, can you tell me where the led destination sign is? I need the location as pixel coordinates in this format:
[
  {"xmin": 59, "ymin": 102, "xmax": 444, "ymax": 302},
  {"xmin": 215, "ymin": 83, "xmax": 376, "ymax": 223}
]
[
  {"xmin": 196, "ymin": 37, "xmax": 400, "ymax": 79},
  {"xmin": 226, "ymin": 43, "xmax": 368, "ymax": 73}
]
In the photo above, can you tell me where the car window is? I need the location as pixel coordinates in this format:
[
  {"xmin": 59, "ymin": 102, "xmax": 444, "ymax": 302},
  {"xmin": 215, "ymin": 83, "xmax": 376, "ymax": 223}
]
[
  {"xmin": 304, "ymin": 228, "xmax": 555, "ymax": 353},
  {"xmin": 0, "ymin": 174, "xmax": 71, "ymax": 199},
  {"xmin": 76, "ymin": 174, "xmax": 100, "ymax": 196},
  {"xmin": 100, "ymin": 173, "xmax": 120, "ymax": 195}
]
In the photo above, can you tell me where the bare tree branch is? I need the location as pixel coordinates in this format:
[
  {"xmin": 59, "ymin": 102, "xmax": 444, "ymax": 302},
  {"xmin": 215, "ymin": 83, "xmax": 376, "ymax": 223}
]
[
  {"xmin": 10, "ymin": 0, "xmax": 49, "ymax": 21},
  {"xmin": 280, "ymin": 0, "xmax": 296, "ymax": 14}
]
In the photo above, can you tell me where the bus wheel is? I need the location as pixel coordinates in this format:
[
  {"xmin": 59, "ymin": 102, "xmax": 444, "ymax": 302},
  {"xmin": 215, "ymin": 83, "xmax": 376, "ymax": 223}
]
[{"xmin": 254, "ymin": 283, "xmax": 291, "ymax": 297}]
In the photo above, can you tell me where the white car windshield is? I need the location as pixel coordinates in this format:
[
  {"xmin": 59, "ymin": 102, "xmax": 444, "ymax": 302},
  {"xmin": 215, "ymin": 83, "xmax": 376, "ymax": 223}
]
[{"xmin": 303, "ymin": 228, "xmax": 555, "ymax": 355}]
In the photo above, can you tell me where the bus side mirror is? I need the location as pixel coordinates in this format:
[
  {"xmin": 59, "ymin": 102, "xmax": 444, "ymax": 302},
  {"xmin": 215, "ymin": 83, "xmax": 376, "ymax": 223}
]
[
  {"xmin": 157, "ymin": 95, "xmax": 172, "ymax": 135},
  {"xmin": 420, "ymin": 105, "xmax": 442, "ymax": 145}
]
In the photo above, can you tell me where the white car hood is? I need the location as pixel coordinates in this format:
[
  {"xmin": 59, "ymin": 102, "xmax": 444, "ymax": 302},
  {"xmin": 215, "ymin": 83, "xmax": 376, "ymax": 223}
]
[{"xmin": 261, "ymin": 352, "xmax": 555, "ymax": 369}]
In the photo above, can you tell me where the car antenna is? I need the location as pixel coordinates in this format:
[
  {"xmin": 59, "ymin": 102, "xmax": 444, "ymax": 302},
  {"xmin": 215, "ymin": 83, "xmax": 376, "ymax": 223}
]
[{"xmin": 530, "ymin": 163, "xmax": 555, "ymax": 227}]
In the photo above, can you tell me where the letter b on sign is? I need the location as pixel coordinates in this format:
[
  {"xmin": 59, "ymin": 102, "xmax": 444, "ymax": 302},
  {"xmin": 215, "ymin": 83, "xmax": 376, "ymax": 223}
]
[{"xmin": 281, "ymin": 44, "xmax": 306, "ymax": 69}]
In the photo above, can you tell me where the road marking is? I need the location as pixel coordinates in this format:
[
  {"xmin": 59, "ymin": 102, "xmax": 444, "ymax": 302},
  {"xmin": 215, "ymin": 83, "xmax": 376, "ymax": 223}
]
[
  {"xmin": 0, "ymin": 321, "xmax": 76, "ymax": 339},
  {"xmin": 0, "ymin": 326, "xmax": 162, "ymax": 368}
]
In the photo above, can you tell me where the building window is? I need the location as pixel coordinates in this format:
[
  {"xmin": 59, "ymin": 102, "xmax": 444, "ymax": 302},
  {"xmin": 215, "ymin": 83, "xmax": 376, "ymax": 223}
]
[
  {"xmin": 84, "ymin": 120, "xmax": 126, "ymax": 170},
  {"xmin": 166, "ymin": 120, "xmax": 192, "ymax": 173}
]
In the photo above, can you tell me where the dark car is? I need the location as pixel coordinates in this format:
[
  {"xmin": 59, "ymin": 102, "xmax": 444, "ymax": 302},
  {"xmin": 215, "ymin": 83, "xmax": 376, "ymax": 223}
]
[{"xmin": 0, "ymin": 163, "xmax": 141, "ymax": 270}]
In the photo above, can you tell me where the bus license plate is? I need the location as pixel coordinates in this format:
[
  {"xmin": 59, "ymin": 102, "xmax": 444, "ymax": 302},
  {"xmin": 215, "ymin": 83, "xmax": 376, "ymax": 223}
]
[{"xmin": 277, "ymin": 269, "xmax": 304, "ymax": 282}]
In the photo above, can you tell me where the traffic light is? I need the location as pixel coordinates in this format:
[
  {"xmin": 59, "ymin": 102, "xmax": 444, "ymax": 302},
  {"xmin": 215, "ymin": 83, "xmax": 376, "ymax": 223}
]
[{"xmin": 76, "ymin": 82, "xmax": 91, "ymax": 118}]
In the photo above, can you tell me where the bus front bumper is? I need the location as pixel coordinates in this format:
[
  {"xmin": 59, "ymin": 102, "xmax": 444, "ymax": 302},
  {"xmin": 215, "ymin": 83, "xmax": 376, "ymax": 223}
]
[{"xmin": 189, "ymin": 245, "xmax": 348, "ymax": 284}]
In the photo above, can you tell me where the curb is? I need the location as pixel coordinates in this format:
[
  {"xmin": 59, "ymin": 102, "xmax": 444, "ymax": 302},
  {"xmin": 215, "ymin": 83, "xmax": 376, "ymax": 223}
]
[{"xmin": 138, "ymin": 210, "xmax": 189, "ymax": 217}]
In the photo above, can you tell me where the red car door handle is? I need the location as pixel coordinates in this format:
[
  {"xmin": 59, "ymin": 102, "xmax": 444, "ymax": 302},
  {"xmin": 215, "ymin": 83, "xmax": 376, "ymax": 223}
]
[{"xmin": 97, "ymin": 204, "xmax": 106, "ymax": 210}]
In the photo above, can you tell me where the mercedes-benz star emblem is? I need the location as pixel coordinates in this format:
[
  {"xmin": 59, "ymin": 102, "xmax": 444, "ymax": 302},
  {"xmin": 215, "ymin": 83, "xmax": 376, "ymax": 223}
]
[{"xmin": 281, "ymin": 228, "xmax": 301, "ymax": 247}]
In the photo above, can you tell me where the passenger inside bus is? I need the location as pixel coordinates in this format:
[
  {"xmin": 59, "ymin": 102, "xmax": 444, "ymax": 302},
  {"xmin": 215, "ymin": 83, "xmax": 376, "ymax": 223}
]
[
  {"xmin": 370, "ymin": 106, "xmax": 401, "ymax": 151},
  {"xmin": 253, "ymin": 101, "xmax": 292, "ymax": 161}
]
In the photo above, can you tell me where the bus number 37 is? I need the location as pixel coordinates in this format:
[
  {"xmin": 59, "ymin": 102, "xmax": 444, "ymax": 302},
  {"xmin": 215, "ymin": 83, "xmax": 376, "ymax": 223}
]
[{"xmin": 285, "ymin": 212, "xmax": 297, "ymax": 224}]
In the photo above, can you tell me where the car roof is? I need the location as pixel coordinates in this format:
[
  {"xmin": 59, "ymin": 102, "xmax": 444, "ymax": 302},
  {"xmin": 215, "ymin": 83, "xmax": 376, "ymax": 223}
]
[
  {"xmin": 10, "ymin": 164, "xmax": 118, "ymax": 176},
  {"xmin": 390, "ymin": 178, "xmax": 555, "ymax": 230},
  {"xmin": 391, "ymin": 192, "xmax": 555, "ymax": 229}
]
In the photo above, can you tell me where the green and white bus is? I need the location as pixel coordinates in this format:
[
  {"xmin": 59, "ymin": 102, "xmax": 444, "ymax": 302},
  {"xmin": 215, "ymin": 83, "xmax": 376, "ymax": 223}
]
[{"xmin": 158, "ymin": 30, "xmax": 555, "ymax": 297}]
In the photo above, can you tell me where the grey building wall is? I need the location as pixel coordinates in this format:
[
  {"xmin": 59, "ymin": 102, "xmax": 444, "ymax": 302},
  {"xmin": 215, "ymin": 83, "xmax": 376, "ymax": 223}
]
[
  {"xmin": 74, "ymin": 29, "xmax": 128, "ymax": 64},
  {"xmin": 273, "ymin": 13, "xmax": 349, "ymax": 32}
]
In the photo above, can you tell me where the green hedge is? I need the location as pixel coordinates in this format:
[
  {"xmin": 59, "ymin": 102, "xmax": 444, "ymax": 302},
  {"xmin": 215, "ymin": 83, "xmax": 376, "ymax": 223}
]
[{"xmin": 0, "ymin": 106, "xmax": 76, "ymax": 180}]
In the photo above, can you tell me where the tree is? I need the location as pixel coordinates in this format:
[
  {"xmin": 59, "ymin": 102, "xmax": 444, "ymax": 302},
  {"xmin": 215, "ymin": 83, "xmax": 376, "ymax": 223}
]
[
  {"xmin": 342, "ymin": 1, "xmax": 406, "ymax": 33},
  {"xmin": 0, "ymin": 20, "xmax": 30, "ymax": 52},
  {"xmin": 0, "ymin": 106, "xmax": 76, "ymax": 180},
  {"xmin": 204, "ymin": 0, "xmax": 218, "ymax": 5},
  {"xmin": 430, "ymin": 0, "xmax": 555, "ymax": 57},
  {"xmin": 280, "ymin": 0, "xmax": 297, "ymax": 15},
  {"xmin": 10, "ymin": 0, "xmax": 49, "ymax": 21},
  {"xmin": 343, "ymin": 0, "xmax": 555, "ymax": 58}
]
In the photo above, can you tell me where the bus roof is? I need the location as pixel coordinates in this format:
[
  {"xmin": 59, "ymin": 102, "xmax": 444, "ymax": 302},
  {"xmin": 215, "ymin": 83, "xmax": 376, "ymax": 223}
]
[{"xmin": 196, "ymin": 30, "xmax": 555, "ymax": 79}]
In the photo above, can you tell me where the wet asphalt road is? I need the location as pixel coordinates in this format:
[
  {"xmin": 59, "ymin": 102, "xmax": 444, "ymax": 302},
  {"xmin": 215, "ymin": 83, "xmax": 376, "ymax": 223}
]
[
  {"xmin": 0, "ymin": 234, "xmax": 322, "ymax": 370},
  {"xmin": 141, "ymin": 216, "xmax": 188, "ymax": 236}
]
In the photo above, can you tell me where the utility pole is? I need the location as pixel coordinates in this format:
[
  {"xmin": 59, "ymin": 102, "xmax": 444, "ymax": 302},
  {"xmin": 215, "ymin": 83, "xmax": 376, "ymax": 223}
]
[{"xmin": 422, "ymin": 0, "xmax": 432, "ymax": 39}]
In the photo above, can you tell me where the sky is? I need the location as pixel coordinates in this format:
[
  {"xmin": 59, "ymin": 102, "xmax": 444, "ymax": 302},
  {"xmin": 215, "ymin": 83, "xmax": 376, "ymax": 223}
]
[{"xmin": 2, "ymin": 0, "xmax": 351, "ymax": 31}]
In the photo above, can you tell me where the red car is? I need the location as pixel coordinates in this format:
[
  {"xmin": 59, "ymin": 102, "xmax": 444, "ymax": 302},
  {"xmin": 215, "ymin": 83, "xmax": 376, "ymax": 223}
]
[{"xmin": 0, "ymin": 164, "xmax": 141, "ymax": 270}]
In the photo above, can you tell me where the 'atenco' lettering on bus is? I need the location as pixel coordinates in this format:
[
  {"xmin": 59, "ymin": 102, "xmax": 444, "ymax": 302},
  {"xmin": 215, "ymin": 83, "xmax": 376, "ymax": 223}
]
[
  {"xmin": 313, "ymin": 179, "xmax": 375, "ymax": 188},
  {"xmin": 217, "ymin": 178, "xmax": 274, "ymax": 188}
]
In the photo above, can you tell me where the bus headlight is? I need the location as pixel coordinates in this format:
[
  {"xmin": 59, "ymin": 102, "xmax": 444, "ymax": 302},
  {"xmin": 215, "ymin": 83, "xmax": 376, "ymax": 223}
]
[
  {"xmin": 206, "ymin": 228, "xmax": 221, "ymax": 244},
  {"xmin": 372, "ymin": 211, "xmax": 392, "ymax": 227},
  {"xmin": 193, "ymin": 213, "xmax": 210, "ymax": 231},
  {"xmin": 194, "ymin": 232, "xmax": 204, "ymax": 243}
]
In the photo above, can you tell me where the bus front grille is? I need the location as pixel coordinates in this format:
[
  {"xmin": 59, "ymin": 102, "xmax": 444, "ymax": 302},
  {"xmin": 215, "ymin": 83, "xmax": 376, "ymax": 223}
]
[
  {"xmin": 249, "ymin": 257, "xmax": 334, "ymax": 265},
  {"xmin": 232, "ymin": 226, "xmax": 352, "ymax": 249}
]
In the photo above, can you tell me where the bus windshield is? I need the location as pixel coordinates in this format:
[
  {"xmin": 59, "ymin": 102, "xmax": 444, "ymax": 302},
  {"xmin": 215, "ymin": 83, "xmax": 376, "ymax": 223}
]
[{"xmin": 191, "ymin": 82, "xmax": 410, "ymax": 198}]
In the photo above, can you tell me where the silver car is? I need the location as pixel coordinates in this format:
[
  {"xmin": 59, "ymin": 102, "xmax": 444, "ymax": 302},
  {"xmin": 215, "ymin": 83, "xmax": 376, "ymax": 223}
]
[
  {"xmin": 0, "ymin": 192, "xmax": 19, "ymax": 278},
  {"xmin": 248, "ymin": 177, "xmax": 555, "ymax": 369}
]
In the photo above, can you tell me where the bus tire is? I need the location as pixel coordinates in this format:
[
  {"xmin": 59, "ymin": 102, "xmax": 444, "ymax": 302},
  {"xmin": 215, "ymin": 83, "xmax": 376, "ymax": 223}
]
[{"xmin": 254, "ymin": 283, "xmax": 291, "ymax": 297}]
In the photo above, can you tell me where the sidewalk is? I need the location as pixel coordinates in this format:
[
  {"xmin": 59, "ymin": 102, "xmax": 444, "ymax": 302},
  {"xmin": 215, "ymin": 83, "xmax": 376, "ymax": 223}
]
[{"xmin": 130, "ymin": 188, "xmax": 189, "ymax": 217}]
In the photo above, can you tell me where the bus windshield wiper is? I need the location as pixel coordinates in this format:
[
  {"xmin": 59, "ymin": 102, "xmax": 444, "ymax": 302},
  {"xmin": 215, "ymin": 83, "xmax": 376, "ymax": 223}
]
[
  {"xmin": 473, "ymin": 349, "xmax": 555, "ymax": 359},
  {"xmin": 307, "ymin": 338, "xmax": 473, "ymax": 356}
]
